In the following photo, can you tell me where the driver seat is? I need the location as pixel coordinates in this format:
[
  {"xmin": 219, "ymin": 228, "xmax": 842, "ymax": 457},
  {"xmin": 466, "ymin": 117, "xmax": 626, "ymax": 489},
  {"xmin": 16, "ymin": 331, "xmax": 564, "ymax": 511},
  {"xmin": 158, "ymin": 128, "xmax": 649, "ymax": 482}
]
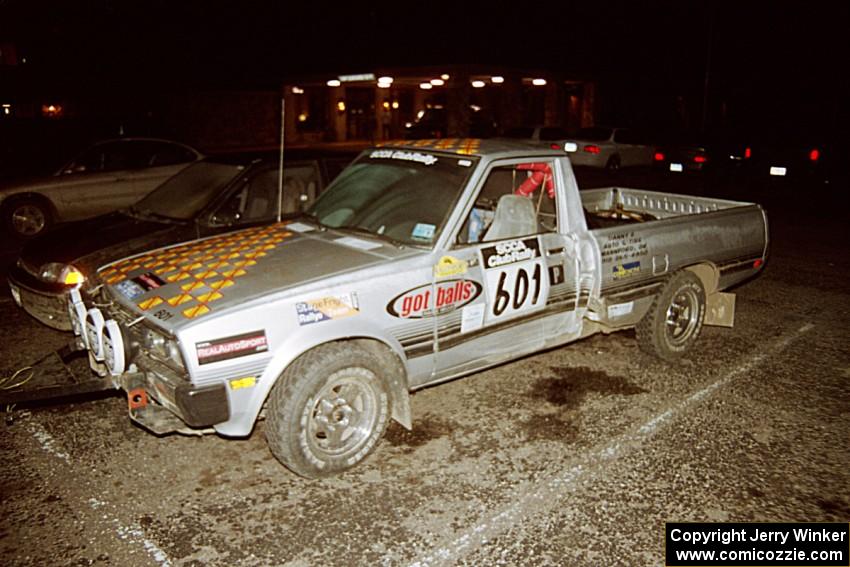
[{"xmin": 483, "ymin": 194, "xmax": 538, "ymax": 241}]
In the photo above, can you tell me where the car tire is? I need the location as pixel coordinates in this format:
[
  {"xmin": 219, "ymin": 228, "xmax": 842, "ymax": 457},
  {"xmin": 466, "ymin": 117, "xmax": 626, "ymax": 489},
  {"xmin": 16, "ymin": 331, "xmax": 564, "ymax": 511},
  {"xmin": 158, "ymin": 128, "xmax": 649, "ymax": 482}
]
[
  {"xmin": 3, "ymin": 197, "xmax": 52, "ymax": 237},
  {"xmin": 265, "ymin": 342, "xmax": 390, "ymax": 478},
  {"xmin": 636, "ymin": 271, "xmax": 706, "ymax": 361},
  {"xmin": 605, "ymin": 155, "xmax": 621, "ymax": 172}
]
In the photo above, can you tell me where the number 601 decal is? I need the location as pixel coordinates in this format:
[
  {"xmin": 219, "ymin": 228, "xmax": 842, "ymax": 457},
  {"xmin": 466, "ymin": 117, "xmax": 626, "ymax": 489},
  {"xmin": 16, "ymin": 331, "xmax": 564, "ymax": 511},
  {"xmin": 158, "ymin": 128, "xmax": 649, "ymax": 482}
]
[
  {"xmin": 493, "ymin": 264, "xmax": 542, "ymax": 316},
  {"xmin": 481, "ymin": 238, "xmax": 549, "ymax": 320}
]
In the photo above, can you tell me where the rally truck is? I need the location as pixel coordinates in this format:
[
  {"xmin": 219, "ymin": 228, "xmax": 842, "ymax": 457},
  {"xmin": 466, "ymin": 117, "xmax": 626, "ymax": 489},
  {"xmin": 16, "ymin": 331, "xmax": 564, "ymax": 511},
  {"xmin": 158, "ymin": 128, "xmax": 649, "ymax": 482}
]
[{"xmin": 69, "ymin": 138, "xmax": 767, "ymax": 478}]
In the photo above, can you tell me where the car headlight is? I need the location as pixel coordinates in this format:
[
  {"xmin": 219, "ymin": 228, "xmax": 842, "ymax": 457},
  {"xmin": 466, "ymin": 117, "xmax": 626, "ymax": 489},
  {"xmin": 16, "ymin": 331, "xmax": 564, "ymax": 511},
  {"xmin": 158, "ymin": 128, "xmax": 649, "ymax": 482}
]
[
  {"xmin": 39, "ymin": 262, "xmax": 86, "ymax": 286},
  {"xmin": 142, "ymin": 328, "xmax": 185, "ymax": 370}
]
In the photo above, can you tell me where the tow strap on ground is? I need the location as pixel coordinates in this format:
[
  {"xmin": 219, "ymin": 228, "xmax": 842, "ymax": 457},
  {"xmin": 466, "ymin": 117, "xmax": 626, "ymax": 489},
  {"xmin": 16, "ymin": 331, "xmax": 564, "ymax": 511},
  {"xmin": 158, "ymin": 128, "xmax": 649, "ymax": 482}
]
[{"xmin": 0, "ymin": 343, "xmax": 114, "ymax": 406}]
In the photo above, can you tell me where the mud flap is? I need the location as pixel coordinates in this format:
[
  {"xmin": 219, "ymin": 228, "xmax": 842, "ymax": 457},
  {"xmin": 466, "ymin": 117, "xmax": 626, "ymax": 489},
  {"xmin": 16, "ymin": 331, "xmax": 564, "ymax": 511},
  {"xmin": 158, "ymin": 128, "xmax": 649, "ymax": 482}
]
[
  {"xmin": 0, "ymin": 341, "xmax": 115, "ymax": 405},
  {"xmin": 705, "ymin": 292, "xmax": 736, "ymax": 327}
]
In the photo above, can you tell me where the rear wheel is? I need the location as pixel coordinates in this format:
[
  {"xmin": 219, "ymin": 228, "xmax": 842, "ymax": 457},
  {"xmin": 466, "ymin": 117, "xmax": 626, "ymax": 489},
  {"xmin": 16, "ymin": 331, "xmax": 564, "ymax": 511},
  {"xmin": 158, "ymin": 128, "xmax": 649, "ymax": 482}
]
[
  {"xmin": 636, "ymin": 271, "xmax": 706, "ymax": 361},
  {"xmin": 265, "ymin": 342, "xmax": 390, "ymax": 478},
  {"xmin": 3, "ymin": 197, "xmax": 52, "ymax": 237}
]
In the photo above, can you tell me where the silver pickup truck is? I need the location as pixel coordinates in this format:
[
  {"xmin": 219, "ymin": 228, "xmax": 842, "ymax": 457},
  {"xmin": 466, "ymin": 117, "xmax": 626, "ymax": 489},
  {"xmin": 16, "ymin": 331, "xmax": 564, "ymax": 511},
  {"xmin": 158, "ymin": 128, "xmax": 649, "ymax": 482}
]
[{"xmin": 70, "ymin": 139, "xmax": 767, "ymax": 478}]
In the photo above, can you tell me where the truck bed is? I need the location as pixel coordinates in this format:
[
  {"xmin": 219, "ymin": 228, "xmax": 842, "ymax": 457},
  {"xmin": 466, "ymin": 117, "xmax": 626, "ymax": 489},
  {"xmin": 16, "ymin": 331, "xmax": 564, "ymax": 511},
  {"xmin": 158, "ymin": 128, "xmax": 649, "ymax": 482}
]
[{"xmin": 581, "ymin": 187, "xmax": 754, "ymax": 228}]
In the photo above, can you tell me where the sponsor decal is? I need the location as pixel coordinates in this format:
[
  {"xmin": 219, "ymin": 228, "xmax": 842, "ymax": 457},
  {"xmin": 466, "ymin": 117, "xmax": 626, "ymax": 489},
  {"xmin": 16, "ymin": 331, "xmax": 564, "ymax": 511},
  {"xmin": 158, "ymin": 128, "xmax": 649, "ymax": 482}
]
[
  {"xmin": 481, "ymin": 238, "xmax": 540, "ymax": 269},
  {"xmin": 434, "ymin": 255, "xmax": 469, "ymax": 278},
  {"xmin": 195, "ymin": 330, "xmax": 268, "ymax": 365},
  {"xmin": 387, "ymin": 279, "xmax": 482, "ymax": 318},
  {"xmin": 369, "ymin": 149, "xmax": 438, "ymax": 166},
  {"xmin": 229, "ymin": 376, "xmax": 257, "ymax": 390},
  {"xmin": 296, "ymin": 294, "xmax": 359, "ymax": 326},
  {"xmin": 115, "ymin": 279, "xmax": 146, "ymax": 300},
  {"xmin": 132, "ymin": 272, "xmax": 166, "ymax": 291},
  {"xmin": 549, "ymin": 264, "xmax": 565, "ymax": 286},
  {"xmin": 613, "ymin": 261, "xmax": 641, "ymax": 279}
]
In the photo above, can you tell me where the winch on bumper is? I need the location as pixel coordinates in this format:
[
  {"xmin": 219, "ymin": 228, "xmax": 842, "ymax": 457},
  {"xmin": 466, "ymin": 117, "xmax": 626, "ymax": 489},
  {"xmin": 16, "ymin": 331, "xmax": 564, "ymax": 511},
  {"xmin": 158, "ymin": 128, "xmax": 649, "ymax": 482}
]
[{"xmin": 69, "ymin": 289, "xmax": 229, "ymax": 435}]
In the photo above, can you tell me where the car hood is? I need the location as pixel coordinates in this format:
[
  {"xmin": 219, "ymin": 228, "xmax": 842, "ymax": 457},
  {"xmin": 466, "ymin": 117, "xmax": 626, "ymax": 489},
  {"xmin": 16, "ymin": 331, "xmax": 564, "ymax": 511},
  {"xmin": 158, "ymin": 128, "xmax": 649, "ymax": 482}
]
[
  {"xmin": 20, "ymin": 212, "xmax": 185, "ymax": 273},
  {"xmin": 100, "ymin": 222, "xmax": 407, "ymax": 332}
]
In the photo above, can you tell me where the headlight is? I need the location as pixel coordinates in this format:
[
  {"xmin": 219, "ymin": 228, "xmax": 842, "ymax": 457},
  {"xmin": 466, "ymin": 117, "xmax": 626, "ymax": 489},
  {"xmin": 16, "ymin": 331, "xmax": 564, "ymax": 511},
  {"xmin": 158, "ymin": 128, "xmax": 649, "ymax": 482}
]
[
  {"xmin": 39, "ymin": 262, "xmax": 86, "ymax": 286},
  {"xmin": 142, "ymin": 328, "xmax": 185, "ymax": 370}
]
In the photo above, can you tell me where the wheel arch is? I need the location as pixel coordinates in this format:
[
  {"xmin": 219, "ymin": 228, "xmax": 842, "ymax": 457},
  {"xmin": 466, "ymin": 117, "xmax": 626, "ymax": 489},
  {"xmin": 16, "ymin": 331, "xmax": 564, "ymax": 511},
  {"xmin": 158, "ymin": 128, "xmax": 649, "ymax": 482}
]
[{"xmin": 218, "ymin": 330, "xmax": 412, "ymax": 437}]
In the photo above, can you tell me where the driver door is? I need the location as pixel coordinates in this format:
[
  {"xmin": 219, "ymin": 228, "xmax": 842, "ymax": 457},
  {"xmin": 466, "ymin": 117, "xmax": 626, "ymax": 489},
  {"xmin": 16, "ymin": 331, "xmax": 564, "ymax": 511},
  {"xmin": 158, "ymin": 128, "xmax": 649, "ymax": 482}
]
[{"xmin": 433, "ymin": 159, "xmax": 580, "ymax": 379}]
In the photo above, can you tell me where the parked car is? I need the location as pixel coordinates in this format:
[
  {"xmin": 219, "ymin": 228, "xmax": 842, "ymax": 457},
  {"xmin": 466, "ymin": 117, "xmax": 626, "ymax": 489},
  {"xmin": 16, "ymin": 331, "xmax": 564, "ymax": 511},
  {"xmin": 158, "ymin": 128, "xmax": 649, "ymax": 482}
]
[
  {"xmin": 0, "ymin": 137, "xmax": 204, "ymax": 238},
  {"xmin": 503, "ymin": 125, "xmax": 571, "ymax": 145},
  {"xmin": 561, "ymin": 126, "xmax": 655, "ymax": 170},
  {"xmin": 737, "ymin": 134, "xmax": 835, "ymax": 182},
  {"xmin": 652, "ymin": 131, "xmax": 750, "ymax": 174},
  {"xmin": 8, "ymin": 149, "xmax": 353, "ymax": 330}
]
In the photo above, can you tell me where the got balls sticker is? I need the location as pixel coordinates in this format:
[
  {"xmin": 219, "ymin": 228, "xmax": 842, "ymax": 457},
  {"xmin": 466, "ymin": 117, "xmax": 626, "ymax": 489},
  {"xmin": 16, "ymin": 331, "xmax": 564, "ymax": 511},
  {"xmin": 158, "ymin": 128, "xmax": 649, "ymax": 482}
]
[{"xmin": 387, "ymin": 280, "xmax": 482, "ymax": 319}]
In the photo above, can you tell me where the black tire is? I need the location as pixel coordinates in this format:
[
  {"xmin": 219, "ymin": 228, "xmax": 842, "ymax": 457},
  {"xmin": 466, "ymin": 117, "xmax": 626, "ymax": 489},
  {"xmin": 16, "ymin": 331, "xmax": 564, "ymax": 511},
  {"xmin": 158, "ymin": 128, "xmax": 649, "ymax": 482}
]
[
  {"xmin": 265, "ymin": 342, "xmax": 390, "ymax": 478},
  {"xmin": 636, "ymin": 271, "xmax": 706, "ymax": 361},
  {"xmin": 3, "ymin": 197, "xmax": 52, "ymax": 237},
  {"xmin": 605, "ymin": 155, "xmax": 621, "ymax": 172}
]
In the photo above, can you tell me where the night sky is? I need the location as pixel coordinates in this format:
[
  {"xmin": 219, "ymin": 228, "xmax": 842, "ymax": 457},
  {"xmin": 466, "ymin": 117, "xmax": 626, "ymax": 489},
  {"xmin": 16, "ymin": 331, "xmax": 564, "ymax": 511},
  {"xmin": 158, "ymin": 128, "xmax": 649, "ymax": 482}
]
[{"xmin": 1, "ymin": 0, "xmax": 847, "ymax": 133}]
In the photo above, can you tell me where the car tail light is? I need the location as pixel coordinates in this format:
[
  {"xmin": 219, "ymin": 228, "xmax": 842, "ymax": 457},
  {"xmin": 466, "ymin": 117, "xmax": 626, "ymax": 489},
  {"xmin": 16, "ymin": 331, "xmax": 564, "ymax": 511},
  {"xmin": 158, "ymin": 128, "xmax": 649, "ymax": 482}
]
[
  {"xmin": 550, "ymin": 143, "xmax": 561, "ymax": 150},
  {"xmin": 809, "ymin": 148, "xmax": 820, "ymax": 162},
  {"xmin": 693, "ymin": 155, "xmax": 708, "ymax": 164},
  {"xmin": 654, "ymin": 152, "xmax": 665, "ymax": 161},
  {"xmin": 744, "ymin": 147, "xmax": 752, "ymax": 159},
  {"xmin": 583, "ymin": 144, "xmax": 600, "ymax": 154}
]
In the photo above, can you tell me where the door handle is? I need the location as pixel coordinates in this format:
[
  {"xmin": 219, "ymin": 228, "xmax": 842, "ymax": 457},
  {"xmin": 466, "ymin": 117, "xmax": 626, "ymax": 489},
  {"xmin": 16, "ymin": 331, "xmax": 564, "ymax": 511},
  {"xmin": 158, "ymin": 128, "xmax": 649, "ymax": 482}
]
[{"xmin": 547, "ymin": 247, "xmax": 564, "ymax": 255}]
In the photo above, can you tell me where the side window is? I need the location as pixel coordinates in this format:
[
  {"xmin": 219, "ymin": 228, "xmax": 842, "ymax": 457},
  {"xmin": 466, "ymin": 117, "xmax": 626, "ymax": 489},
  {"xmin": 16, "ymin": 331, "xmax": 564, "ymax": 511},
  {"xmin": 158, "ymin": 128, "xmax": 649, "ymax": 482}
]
[
  {"xmin": 67, "ymin": 142, "xmax": 131, "ymax": 173},
  {"xmin": 456, "ymin": 162, "xmax": 557, "ymax": 245},
  {"xmin": 613, "ymin": 129, "xmax": 636, "ymax": 144},
  {"xmin": 148, "ymin": 142, "xmax": 197, "ymax": 167},
  {"xmin": 282, "ymin": 163, "xmax": 321, "ymax": 211},
  {"xmin": 540, "ymin": 127, "xmax": 569, "ymax": 141},
  {"xmin": 217, "ymin": 168, "xmax": 280, "ymax": 223}
]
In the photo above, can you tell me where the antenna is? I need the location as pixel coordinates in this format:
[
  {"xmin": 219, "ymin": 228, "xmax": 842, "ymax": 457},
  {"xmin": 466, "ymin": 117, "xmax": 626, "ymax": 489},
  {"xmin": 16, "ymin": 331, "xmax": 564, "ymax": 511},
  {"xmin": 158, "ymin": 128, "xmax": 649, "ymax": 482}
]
[{"xmin": 277, "ymin": 96, "xmax": 285, "ymax": 222}]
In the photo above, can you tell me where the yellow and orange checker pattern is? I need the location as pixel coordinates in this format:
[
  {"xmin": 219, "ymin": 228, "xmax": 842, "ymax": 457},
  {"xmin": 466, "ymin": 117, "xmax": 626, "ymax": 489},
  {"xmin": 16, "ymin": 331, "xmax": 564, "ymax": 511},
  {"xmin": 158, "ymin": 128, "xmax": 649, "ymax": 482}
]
[
  {"xmin": 98, "ymin": 223, "xmax": 294, "ymax": 319},
  {"xmin": 377, "ymin": 138, "xmax": 482, "ymax": 155}
]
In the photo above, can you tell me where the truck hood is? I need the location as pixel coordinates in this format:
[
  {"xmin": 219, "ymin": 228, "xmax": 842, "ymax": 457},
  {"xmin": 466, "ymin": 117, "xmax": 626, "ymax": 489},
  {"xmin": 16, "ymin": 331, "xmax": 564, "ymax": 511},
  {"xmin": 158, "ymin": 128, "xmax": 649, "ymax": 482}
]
[{"xmin": 99, "ymin": 222, "xmax": 401, "ymax": 331}]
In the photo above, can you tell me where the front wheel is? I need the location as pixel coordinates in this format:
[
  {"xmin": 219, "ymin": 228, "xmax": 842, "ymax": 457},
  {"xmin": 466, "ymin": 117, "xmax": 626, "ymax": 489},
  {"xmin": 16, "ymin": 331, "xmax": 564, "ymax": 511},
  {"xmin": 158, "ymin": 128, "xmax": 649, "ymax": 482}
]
[
  {"xmin": 265, "ymin": 342, "xmax": 390, "ymax": 478},
  {"xmin": 636, "ymin": 271, "xmax": 706, "ymax": 361}
]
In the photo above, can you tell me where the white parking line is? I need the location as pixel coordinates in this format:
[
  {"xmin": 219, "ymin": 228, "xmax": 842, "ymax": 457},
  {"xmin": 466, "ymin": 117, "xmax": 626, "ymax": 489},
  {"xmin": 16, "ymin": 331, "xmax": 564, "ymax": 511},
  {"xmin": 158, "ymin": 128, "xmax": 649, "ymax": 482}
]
[
  {"xmin": 23, "ymin": 416, "xmax": 173, "ymax": 566},
  {"xmin": 407, "ymin": 323, "xmax": 814, "ymax": 567}
]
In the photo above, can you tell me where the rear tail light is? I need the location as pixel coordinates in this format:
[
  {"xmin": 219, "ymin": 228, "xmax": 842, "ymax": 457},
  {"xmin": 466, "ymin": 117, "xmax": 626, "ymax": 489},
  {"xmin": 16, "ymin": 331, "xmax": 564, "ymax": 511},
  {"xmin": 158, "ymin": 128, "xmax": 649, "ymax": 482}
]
[
  {"xmin": 744, "ymin": 147, "xmax": 752, "ymax": 159},
  {"xmin": 583, "ymin": 144, "xmax": 600, "ymax": 154},
  {"xmin": 809, "ymin": 148, "xmax": 820, "ymax": 162},
  {"xmin": 654, "ymin": 152, "xmax": 665, "ymax": 161},
  {"xmin": 550, "ymin": 143, "xmax": 561, "ymax": 150},
  {"xmin": 693, "ymin": 155, "xmax": 708, "ymax": 164}
]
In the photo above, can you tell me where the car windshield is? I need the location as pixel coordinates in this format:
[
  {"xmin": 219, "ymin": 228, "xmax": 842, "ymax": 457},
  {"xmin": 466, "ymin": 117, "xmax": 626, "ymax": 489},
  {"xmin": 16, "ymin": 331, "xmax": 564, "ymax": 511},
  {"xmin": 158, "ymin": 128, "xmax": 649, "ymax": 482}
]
[
  {"xmin": 131, "ymin": 161, "xmax": 244, "ymax": 220},
  {"xmin": 576, "ymin": 127, "xmax": 613, "ymax": 141},
  {"xmin": 308, "ymin": 149, "xmax": 477, "ymax": 247}
]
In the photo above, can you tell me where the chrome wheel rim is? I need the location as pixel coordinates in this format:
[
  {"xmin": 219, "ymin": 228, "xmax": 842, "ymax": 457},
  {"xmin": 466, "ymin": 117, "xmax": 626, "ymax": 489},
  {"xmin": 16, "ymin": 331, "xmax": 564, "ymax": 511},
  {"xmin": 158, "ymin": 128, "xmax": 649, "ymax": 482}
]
[
  {"xmin": 665, "ymin": 287, "xmax": 700, "ymax": 346},
  {"xmin": 11, "ymin": 205, "xmax": 46, "ymax": 236},
  {"xmin": 307, "ymin": 368, "xmax": 379, "ymax": 459}
]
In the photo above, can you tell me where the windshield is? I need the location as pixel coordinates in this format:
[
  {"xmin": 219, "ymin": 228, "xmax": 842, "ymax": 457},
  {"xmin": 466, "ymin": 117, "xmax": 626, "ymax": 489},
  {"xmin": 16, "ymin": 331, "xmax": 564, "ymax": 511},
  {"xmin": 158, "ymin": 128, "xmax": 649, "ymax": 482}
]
[
  {"xmin": 132, "ymin": 161, "xmax": 243, "ymax": 220},
  {"xmin": 308, "ymin": 149, "xmax": 478, "ymax": 246},
  {"xmin": 576, "ymin": 127, "xmax": 613, "ymax": 141}
]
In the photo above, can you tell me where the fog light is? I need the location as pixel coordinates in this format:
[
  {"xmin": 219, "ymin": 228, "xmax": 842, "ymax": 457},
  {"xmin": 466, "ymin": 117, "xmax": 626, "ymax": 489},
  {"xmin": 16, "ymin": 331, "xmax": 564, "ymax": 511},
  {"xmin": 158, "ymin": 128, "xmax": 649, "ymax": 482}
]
[
  {"xmin": 85, "ymin": 308, "xmax": 106, "ymax": 361},
  {"xmin": 103, "ymin": 320, "xmax": 126, "ymax": 376}
]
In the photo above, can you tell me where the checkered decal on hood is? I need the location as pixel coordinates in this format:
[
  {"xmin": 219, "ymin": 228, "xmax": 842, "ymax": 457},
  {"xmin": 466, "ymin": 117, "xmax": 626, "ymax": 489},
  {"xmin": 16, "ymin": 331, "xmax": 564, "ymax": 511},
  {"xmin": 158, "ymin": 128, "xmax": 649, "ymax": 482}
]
[{"xmin": 98, "ymin": 223, "xmax": 294, "ymax": 319}]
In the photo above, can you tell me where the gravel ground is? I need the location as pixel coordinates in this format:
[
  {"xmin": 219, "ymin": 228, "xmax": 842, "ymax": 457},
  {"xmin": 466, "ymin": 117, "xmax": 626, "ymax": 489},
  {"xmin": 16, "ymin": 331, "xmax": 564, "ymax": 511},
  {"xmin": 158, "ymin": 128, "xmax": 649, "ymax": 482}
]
[{"xmin": 0, "ymin": 171, "xmax": 847, "ymax": 566}]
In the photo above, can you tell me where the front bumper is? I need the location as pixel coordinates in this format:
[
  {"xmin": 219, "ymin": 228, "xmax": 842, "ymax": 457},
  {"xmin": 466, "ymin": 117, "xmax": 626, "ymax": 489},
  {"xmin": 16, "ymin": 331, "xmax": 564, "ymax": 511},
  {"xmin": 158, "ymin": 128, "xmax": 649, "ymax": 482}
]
[
  {"xmin": 122, "ymin": 367, "xmax": 230, "ymax": 434},
  {"xmin": 8, "ymin": 266, "xmax": 73, "ymax": 330}
]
